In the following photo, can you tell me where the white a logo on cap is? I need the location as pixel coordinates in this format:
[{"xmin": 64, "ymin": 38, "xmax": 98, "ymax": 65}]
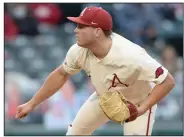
[{"xmin": 80, "ymin": 7, "xmax": 87, "ymax": 16}]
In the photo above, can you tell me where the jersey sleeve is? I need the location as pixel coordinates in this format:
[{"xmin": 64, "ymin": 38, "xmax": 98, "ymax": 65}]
[
  {"xmin": 136, "ymin": 49, "xmax": 168, "ymax": 85},
  {"xmin": 62, "ymin": 44, "xmax": 81, "ymax": 75}
]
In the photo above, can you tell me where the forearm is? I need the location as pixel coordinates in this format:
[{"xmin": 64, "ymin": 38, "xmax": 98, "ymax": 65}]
[
  {"xmin": 141, "ymin": 73, "xmax": 175, "ymax": 111},
  {"xmin": 29, "ymin": 66, "xmax": 70, "ymax": 108}
]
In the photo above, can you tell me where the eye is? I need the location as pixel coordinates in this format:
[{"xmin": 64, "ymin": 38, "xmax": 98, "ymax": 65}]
[{"xmin": 77, "ymin": 24, "xmax": 88, "ymax": 29}]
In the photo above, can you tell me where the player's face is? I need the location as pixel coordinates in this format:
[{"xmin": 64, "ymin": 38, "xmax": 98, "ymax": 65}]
[{"xmin": 74, "ymin": 24, "xmax": 97, "ymax": 47}]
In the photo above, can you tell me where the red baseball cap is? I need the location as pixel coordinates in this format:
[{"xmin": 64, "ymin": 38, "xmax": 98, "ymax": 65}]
[{"xmin": 67, "ymin": 6, "xmax": 113, "ymax": 30}]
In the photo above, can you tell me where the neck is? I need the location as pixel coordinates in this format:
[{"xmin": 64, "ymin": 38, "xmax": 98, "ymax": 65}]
[{"xmin": 88, "ymin": 36, "xmax": 112, "ymax": 59}]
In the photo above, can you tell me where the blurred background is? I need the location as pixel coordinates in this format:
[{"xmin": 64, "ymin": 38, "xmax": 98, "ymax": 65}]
[{"xmin": 4, "ymin": 3, "xmax": 183, "ymax": 136}]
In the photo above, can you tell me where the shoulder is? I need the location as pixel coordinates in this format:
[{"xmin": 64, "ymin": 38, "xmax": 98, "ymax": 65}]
[
  {"xmin": 67, "ymin": 43, "xmax": 89, "ymax": 58},
  {"xmin": 66, "ymin": 44, "xmax": 90, "ymax": 68},
  {"xmin": 110, "ymin": 32, "xmax": 146, "ymax": 61}
]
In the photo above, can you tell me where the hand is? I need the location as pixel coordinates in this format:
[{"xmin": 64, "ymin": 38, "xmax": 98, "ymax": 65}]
[{"xmin": 15, "ymin": 102, "xmax": 35, "ymax": 119}]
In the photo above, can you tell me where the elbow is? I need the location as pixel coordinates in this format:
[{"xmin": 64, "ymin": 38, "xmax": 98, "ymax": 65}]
[{"xmin": 166, "ymin": 72, "xmax": 175, "ymax": 90}]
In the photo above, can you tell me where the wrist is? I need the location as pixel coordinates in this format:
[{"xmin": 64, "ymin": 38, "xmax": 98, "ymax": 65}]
[
  {"xmin": 137, "ymin": 104, "xmax": 148, "ymax": 117},
  {"xmin": 28, "ymin": 100, "xmax": 37, "ymax": 109},
  {"xmin": 140, "ymin": 95, "xmax": 154, "ymax": 112},
  {"xmin": 142, "ymin": 103, "xmax": 150, "ymax": 110},
  {"xmin": 138, "ymin": 102, "xmax": 149, "ymax": 113}
]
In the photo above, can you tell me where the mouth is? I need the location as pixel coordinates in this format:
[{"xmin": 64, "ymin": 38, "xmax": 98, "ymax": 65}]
[{"xmin": 76, "ymin": 36, "xmax": 79, "ymax": 41}]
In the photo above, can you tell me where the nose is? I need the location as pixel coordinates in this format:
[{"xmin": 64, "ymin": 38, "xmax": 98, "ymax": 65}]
[{"xmin": 74, "ymin": 27, "xmax": 78, "ymax": 34}]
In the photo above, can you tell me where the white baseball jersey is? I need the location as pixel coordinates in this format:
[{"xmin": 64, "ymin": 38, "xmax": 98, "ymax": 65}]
[{"xmin": 63, "ymin": 32, "xmax": 168, "ymax": 105}]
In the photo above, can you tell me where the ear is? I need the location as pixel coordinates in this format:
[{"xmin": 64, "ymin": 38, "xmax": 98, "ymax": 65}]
[{"xmin": 95, "ymin": 28, "xmax": 102, "ymax": 37}]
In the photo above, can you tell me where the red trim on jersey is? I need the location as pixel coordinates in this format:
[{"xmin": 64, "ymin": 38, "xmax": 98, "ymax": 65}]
[
  {"xmin": 146, "ymin": 108, "xmax": 152, "ymax": 136},
  {"xmin": 155, "ymin": 66, "xmax": 164, "ymax": 78}
]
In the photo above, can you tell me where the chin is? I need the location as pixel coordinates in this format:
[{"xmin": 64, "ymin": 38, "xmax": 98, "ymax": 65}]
[
  {"xmin": 76, "ymin": 41, "xmax": 81, "ymax": 46},
  {"xmin": 78, "ymin": 44, "xmax": 86, "ymax": 48},
  {"xmin": 77, "ymin": 41, "xmax": 86, "ymax": 48}
]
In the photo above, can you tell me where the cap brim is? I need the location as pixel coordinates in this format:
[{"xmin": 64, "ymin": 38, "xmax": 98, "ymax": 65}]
[{"xmin": 67, "ymin": 17, "xmax": 91, "ymax": 26}]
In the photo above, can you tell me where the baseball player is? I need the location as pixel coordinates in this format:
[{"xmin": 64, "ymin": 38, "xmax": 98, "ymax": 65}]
[{"xmin": 15, "ymin": 6, "xmax": 175, "ymax": 135}]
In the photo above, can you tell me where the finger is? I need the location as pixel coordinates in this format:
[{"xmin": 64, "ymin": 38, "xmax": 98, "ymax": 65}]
[
  {"xmin": 15, "ymin": 108, "xmax": 21, "ymax": 118},
  {"xmin": 19, "ymin": 113, "xmax": 28, "ymax": 119},
  {"xmin": 16, "ymin": 106, "xmax": 22, "ymax": 113},
  {"xmin": 15, "ymin": 111, "xmax": 26, "ymax": 119}
]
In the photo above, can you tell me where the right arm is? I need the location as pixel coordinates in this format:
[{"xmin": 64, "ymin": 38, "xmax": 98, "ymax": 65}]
[
  {"xmin": 28, "ymin": 65, "xmax": 70, "ymax": 108},
  {"xmin": 15, "ymin": 65, "xmax": 71, "ymax": 119},
  {"xmin": 29, "ymin": 44, "xmax": 83, "ymax": 107},
  {"xmin": 16, "ymin": 44, "xmax": 83, "ymax": 119}
]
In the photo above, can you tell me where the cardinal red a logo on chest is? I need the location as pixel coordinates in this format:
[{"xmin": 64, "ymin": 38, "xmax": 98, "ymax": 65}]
[{"xmin": 108, "ymin": 73, "xmax": 129, "ymax": 90}]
